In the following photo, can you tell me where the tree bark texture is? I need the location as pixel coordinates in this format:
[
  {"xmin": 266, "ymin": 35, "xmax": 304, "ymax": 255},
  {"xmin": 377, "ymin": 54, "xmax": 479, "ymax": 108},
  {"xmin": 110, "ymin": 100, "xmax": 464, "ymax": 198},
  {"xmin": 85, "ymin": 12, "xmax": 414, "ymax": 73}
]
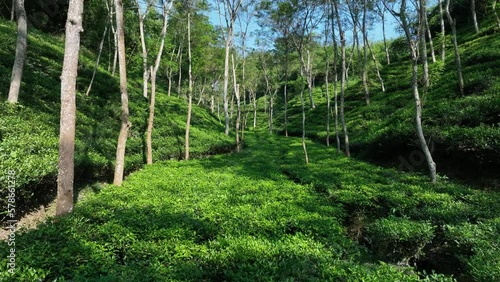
[
  {"xmin": 56, "ymin": 0, "xmax": 84, "ymax": 216},
  {"xmin": 8, "ymin": 0, "xmax": 27, "ymax": 104},
  {"xmin": 113, "ymin": 0, "xmax": 131, "ymax": 186},
  {"xmin": 445, "ymin": 0, "xmax": 465, "ymax": 95}
]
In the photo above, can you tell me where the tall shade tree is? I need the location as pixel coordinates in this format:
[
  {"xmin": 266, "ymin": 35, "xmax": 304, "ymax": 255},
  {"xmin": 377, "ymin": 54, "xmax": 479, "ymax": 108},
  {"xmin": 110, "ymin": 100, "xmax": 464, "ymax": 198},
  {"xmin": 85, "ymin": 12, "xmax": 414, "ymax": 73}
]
[
  {"xmin": 438, "ymin": 0, "xmax": 446, "ymax": 61},
  {"xmin": 185, "ymin": 2, "xmax": 194, "ymax": 160},
  {"xmin": 113, "ymin": 0, "xmax": 131, "ymax": 186},
  {"xmin": 217, "ymin": 0, "xmax": 243, "ymax": 136},
  {"xmin": 236, "ymin": 0, "xmax": 255, "ymax": 145},
  {"xmin": 323, "ymin": 18, "xmax": 331, "ymax": 146},
  {"xmin": 257, "ymin": 0, "xmax": 294, "ymax": 136},
  {"xmin": 346, "ymin": 0, "xmax": 369, "ymax": 105},
  {"xmin": 85, "ymin": 7, "xmax": 111, "ymax": 96},
  {"xmin": 136, "ymin": 0, "xmax": 154, "ymax": 98},
  {"xmin": 7, "ymin": 0, "xmax": 27, "ymax": 104},
  {"xmin": 419, "ymin": 0, "xmax": 430, "ymax": 88},
  {"xmin": 147, "ymin": 0, "xmax": 174, "ymax": 164},
  {"xmin": 56, "ymin": 0, "xmax": 84, "ymax": 216},
  {"xmin": 288, "ymin": 0, "xmax": 323, "ymax": 163},
  {"xmin": 494, "ymin": 0, "xmax": 500, "ymax": 28},
  {"xmin": 471, "ymin": 0, "xmax": 479, "ymax": 32},
  {"xmin": 425, "ymin": 5, "xmax": 436, "ymax": 63},
  {"xmin": 444, "ymin": 0, "xmax": 465, "ymax": 95},
  {"xmin": 385, "ymin": 0, "xmax": 437, "ymax": 183},
  {"xmin": 332, "ymin": 0, "xmax": 350, "ymax": 157},
  {"xmin": 328, "ymin": 0, "xmax": 341, "ymax": 153},
  {"xmin": 375, "ymin": 1, "xmax": 390, "ymax": 65}
]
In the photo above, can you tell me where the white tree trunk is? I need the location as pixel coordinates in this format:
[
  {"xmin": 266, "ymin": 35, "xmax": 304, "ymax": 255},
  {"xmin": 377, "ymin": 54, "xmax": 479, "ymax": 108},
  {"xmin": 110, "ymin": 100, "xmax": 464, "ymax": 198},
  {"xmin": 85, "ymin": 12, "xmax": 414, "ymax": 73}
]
[
  {"xmin": 471, "ymin": 0, "xmax": 479, "ymax": 33},
  {"xmin": 420, "ymin": 0, "xmax": 430, "ymax": 88},
  {"xmin": 439, "ymin": 0, "xmax": 446, "ymax": 62},
  {"xmin": 113, "ymin": 0, "xmax": 131, "ymax": 186},
  {"xmin": 445, "ymin": 0, "xmax": 465, "ymax": 95},
  {"xmin": 185, "ymin": 11, "xmax": 193, "ymax": 160},
  {"xmin": 334, "ymin": 3, "xmax": 350, "ymax": 156},
  {"xmin": 85, "ymin": 22, "xmax": 108, "ymax": 96},
  {"xmin": 56, "ymin": 0, "xmax": 84, "ymax": 216},
  {"xmin": 381, "ymin": 5, "xmax": 390, "ymax": 65},
  {"xmin": 393, "ymin": 0, "xmax": 437, "ymax": 183},
  {"xmin": 493, "ymin": 0, "xmax": 500, "ymax": 29},
  {"xmin": 139, "ymin": 16, "xmax": 149, "ymax": 98},
  {"xmin": 426, "ymin": 12, "xmax": 436, "ymax": 63},
  {"xmin": 7, "ymin": 0, "xmax": 27, "ymax": 104},
  {"xmin": 147, "ymin": 0, "xmax": 173, "ymax": 164}
]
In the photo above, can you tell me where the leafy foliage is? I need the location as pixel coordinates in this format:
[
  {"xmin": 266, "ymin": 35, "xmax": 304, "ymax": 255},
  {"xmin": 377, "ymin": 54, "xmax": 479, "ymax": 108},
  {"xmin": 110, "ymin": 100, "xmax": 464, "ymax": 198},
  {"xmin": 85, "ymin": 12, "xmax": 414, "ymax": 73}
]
[{"xmin": 0, "ymin": 18, "xmax": 232, "ymax": 218}]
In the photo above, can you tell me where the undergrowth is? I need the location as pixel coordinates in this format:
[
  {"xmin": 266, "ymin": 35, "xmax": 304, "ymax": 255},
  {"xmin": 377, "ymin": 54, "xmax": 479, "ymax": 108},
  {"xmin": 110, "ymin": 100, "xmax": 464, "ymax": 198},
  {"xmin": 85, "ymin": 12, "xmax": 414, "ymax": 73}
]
[{"xmin": 2, "ymin": 133, "xmax": 498, "ymax": 281}]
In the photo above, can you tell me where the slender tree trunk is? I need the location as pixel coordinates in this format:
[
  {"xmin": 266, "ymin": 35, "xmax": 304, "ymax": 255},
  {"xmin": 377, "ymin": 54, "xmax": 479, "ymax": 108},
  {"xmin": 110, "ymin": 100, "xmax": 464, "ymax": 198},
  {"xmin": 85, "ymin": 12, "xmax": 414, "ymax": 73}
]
[
  {"xmin": 10, "ymin": 0, "xmax": 14, "ymax": 21},
  {"xmin": 210, "ymin": 93, "xmax": 215, "ymax": 113},
  {"xmin": 340, "ymin": 37, "xmax": 350, "ymax": 157},
  {"xmin": 235, "ymin": 85, "xmax": 242, "ymax": 150},
  {"xmin": 330, "ymin": 1, "xmax": 341, "ymax": 153},
  {"xmin": 411, "ymin": 53, "xmax": 436, "ymax": 183},
  {"xmin": 146, "ymin": 66, "xmax": 156, "ymax": 164},
  {"xmin": 299, "ymin": 65, "xmax": 309, "ymax": 164},
  {"xmin": 137, "ymin": 0, "xmax": 150, "ymax": 98},
  {"xmin": 362, "ymin": 0, "xmax": 370, "ymax": 105},
  {"xmin": 109, "ymin": 0, "xmax": 118, "ymax": 77},
  {"xmin": 493, "ymin": 0, "xmax": 500, "ymax": 29},
  {"xmin": 324, "ymin": 19, "xmax": 330, "ymax": 147},
  {"xmin": 380, "ymin": 5, "xmax": 390, "ymax": 65},
  {"xmin": 107, "ymin": 23, "xmax": 111, "ymax": 71},
  {"xmin": 230, "ymin": 88, "xmax": 234, "ymax": 119},
  {"xmin": 251, "ymin": 90, "xmax": 257, "ymax": 128},
  {"xmin": 333, "ymin": 0, "xmax": 350, "ymax": 157},
  {"xmin": 420, "ymin": 0, "xmax": 430, "ymax": 88},
  {"xmin": 231, "ymin": 52, "xmax": 241, "ymax": 149},
  {"xmin": 56, "ymin": 0, "xmax": 84, "ymax": 216},
  {"xmin": 439, "ymin": 0, "xmax": 446, "ymax": 62},
  {"xmin": 284, "ymin": 43, "xmax": 289, "ymax": 137},
  {"xmin": 113, "ymin": 0, "xmax": 131, "ymax": 186},
  {"xmin": 185, "ymin": 11, "xmax": 193, "ymax": 160},
  {"xmin": 306, "ymin": 49, "xmax": 315, "ymax": 109},
  {"xmin": 85, "ymin": 22, "xmax": 108, "ymax": 96},
  {"xmin": 165, "ymin": 47, "xmax": 176, "ymax": 97},
  {"xmin": 445, "ymin": 0, "xmax": 465, "ymax": 95},
  {"xmin": 197, "ymin": 81, "xmax": 206, "ymax": 106},
  {"xmin": 138, "ymin": 18, "xmax": 149, "ymax": 98},
  {"xmin": 397, "ymin": 0, "xmax": 437, "ymax": 183},
  {"xmin": 426, "ymin": 12, "xmax": 436, "ymax": 63},
  {"xmin": 334, "ymin": 70, "xmax": 340, "ymax": 153},
  {"xmin": 7, "ymin": 0, "xmax": 27, "ymax": 104},
  {"xmin": 167, "ymin": 74, "xmax": 172, "ymax": 96},
  {"xmin": 471, "ymin": 0, "xmax": 479, "ymax": 33},
  {"xmin": 223, "ymin": 38, "xmax": 232, "ymax": 135},
  {"xmin": 362, "ymin": 33, "xmax": 385, "ymax": 92},
  {"xmin": 147, "ymin": 0, "xmax": 172, "ymax": 164},
  {"xmin": 269, "ymin": 92, "xmax": 274, "ymax": 134},
  {"xmin": 326, "ymin": 58, "xmax": 330, "ymax": 146},
  {"xmin": 177, "ymin": 51, "xmax": 183, "ymax": 97}
]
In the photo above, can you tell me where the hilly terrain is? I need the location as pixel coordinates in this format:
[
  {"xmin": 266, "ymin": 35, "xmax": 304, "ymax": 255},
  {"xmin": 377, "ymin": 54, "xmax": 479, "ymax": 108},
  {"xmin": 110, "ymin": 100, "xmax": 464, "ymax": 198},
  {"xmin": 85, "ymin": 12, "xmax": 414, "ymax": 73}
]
[{"xmin": 0, "ymin": 4, "xmax": 499, "ymax": 282}]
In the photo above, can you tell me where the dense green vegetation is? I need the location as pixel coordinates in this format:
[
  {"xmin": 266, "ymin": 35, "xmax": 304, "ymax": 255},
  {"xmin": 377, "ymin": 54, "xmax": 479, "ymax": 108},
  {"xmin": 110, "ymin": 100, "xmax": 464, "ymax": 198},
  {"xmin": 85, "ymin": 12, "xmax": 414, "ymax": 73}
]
[
  {"xmin": 1, "ymin": 0, "xmax": 499, "ymax": 281},
  {"xmin": 279, "ymin": 17, "xmax": 499, "ymax": 186},
  {"xmin": 0, "ymin": 18, "xmax": 232, "ymax": 217},
  {"xmin": 1, "ymin": 133, "xmax": 498, "ymax": 281}
]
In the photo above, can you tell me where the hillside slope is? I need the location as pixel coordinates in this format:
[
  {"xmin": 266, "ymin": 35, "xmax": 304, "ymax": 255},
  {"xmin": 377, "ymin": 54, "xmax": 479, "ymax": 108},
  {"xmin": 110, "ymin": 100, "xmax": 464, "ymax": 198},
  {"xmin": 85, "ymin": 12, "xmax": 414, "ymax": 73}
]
[
  {"xmin": 1, "ymin": 133, "xmax": 498, "ymax": 281},
  {"xmin": 0, "ymin": 19, "xmax": 232, "ymax": 218},
  {"xmin": 280, "ymin": 16, "xmax": 499, "ymax": 187}
]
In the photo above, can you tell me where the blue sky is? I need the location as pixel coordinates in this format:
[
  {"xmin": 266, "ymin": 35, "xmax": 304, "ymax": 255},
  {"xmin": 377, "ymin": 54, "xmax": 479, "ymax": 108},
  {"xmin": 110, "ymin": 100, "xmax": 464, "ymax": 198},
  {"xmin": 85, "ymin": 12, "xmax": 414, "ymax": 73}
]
[{"xmin": 204, "ymin": 1, "xmax": 400, "ymax": 51}]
